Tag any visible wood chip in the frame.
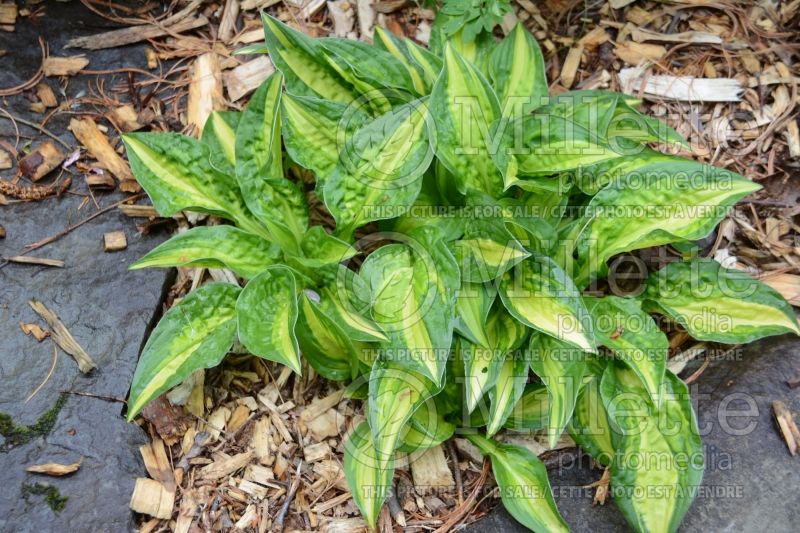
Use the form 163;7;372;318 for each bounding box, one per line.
28;299;96;373
453;438;484;465
0;2;17;25
118;204;159;218
200;450;254;480
560;45;583;89
108;104;149;132
619;67;742;102
36;83;58;107
762;273;800;306
18;141;65;182
218;0;240;42
772;400;800;455
303;442;332;463
26;460;82;476
130;478;175;519
86;171;116;190
43;55;89;76
7;256;65;268
306;408;344;442
300;390;344;423
103;231;127;252
409;445;455;495
630;28;722;44
65;15;209;50
784;120;800;159
68;117;139;190
356;0;376;38
614;42;666;65
187;53;224;135
140;438;176;491
0;148;11;169
224;56;274;102
20;322;49;341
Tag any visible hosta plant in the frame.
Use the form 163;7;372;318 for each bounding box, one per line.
124;14;799;533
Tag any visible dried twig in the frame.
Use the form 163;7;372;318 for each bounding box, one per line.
432;459;491;533
25;343;59;403
273;461;303;532
28;300;96;373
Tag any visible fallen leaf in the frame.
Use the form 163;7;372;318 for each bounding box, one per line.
20;322;50;342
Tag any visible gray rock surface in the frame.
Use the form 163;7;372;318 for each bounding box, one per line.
0;3;170;531
464;334;800;532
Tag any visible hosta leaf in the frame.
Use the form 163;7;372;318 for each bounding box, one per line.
455;280;495;346
122;132;266;238
397;399;455;453
201;111;239;174
261;14;356;103
344;421;395;529
575;161;761;285
568;357;614;466
643;259;800;343
130;225;280;280
127;283;240;419
467;434;569;533
319;37;417;94
504;383;549;431
281;94;368;187
361;228;459;385
319;284;388;343
454;215;530;283
571;148;679;195
463;306;528;412
529;333;587;448
499;252;595;353
236;266;301;373
486;352;529;436
601;364;704;533
586;296;668;405
368;360;433;467
290;226;357;269
494;114;621;190
296;290;358;380
324;99;432;237
236;74;308;251
373;26;442;93
429;44;503;196
489;22;548;114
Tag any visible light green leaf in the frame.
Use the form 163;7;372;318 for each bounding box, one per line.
504;383;549;431
499;252;595;353
397;399;455;453
130;225;280;280
319;37;417;94
289;226;357;269
489;22;548;114
529;333;587;448
236;266;301;373
467;434;569;533
601;364;704;533
360;228;459;386
373;26;442;93
575;161;761;285
587;296;668;405
319;283;388;343
201;110;239;174
571;148;680;195
127;283;240;419
236;73;308;251
568;357;614;466
429;44;503;195
486;352;529;436
324;99;432;237
368;360;433;467
296;290;358;380
122;132;267;239
281;94;368;188
455;281;495;346
643;259;800;343
344;421;395;529
261;14;356;104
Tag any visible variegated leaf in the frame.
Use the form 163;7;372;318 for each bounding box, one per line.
467;434;569;533
122;132;268;239
296;290;359;380
643;259;800;343
324;99;432;237
236;266;301;373
261;14;356;104
568;356;614;466
455;280;495;347
127;283;240;419
373;26;442;93
575;161;761;285
489;22;548;114
586;296;668;405
130;225;280;280
319;37;417;94
529;333;587;448
201;110;239;174
499;252;595;353
486;351;529;436
344;421;395;529
429;44;503;195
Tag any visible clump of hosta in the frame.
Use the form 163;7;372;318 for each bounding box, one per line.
123;13;799;533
